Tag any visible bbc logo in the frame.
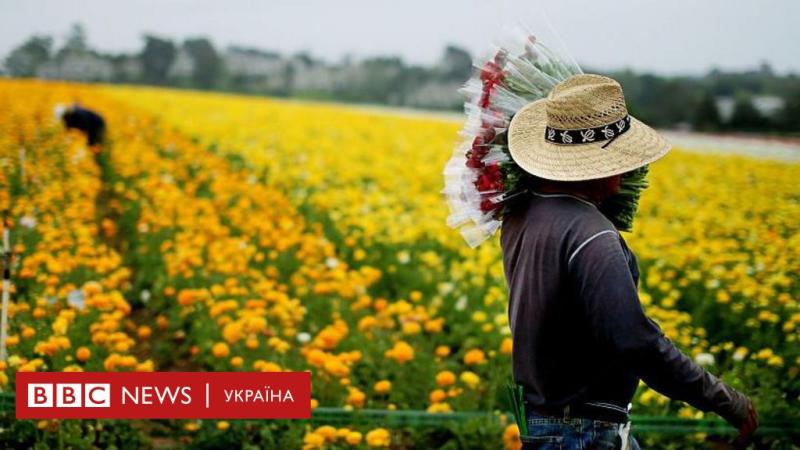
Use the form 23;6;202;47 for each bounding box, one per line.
28;383;111;408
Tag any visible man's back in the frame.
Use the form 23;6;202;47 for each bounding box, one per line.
500;190;751;428
500;192;638;412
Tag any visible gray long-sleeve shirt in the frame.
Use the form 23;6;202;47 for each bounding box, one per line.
500;191;749;426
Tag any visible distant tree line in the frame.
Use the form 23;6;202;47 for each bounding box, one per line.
609;67;800;133
3;24;799;134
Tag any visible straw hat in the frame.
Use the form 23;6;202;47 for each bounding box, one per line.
507;74;670;181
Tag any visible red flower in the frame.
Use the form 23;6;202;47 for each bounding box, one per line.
467;134;491;164
479;90;492;108
465;157;483;169
468;51;511;214
480;198;499;213
474;162;504;192
481;127;496;143
477;54;506;109
476;174;492;191
479;61;501;82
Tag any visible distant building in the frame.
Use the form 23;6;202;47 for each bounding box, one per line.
293;65;345;91
223;47;285;78
716;95;785;121
113;55;143;82
405;81;463;110
168;48;194;79
37;51;113;81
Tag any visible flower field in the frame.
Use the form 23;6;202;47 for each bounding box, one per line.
0;79;798;449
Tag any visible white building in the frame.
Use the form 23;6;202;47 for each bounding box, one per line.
223;47;285;78
716;95;785;121
36;51;113;81
168;48;195;79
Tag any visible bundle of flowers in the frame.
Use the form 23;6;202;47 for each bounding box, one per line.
442;30;583;247
443;29;655;247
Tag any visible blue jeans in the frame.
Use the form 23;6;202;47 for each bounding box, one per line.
520;410;641;450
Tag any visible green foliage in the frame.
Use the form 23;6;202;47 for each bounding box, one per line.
693;92;723;131
184;38;222;89
728;94;769;131
140;35;177;85
775;87;800;133
4;35;53;77
599;165;650;232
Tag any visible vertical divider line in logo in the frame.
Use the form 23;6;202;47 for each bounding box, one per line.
205;383;209;408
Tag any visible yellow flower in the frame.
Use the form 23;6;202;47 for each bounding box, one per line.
365;428;391;447
459;371;480;389
303;431;325;449
435;371;456;387
463;349;486;365
315;425;337;442
212;342;230;358
156;315;169;330
401;321;421;335
384;340;414;364
500;338;513;355
245;336;259;350
756;348;774;360
136;360;155;372
254;360;282;372
429;389;447;403
423;318;444;333
374;380;392;394
427;402;452;413
435;345;451;358
767;355;784;367
502;424;522;450
177;290;198;306
345;431;363;445
76;347;91;362
346;387;366;408
83;281;103;296
323;358;350;378
137;326;152;340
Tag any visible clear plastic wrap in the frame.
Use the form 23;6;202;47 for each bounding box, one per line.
442;23;582;247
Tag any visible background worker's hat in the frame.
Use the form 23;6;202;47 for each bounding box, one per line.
508;74;670;181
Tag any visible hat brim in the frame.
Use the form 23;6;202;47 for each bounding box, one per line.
507;99;671;181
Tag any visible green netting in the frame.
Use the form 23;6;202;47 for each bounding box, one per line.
0;393;797;436
310;407;498;428
307;407;798;436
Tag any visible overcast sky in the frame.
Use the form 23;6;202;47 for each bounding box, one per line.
1;0;798;75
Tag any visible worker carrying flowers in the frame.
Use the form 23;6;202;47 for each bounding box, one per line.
443;31;758;449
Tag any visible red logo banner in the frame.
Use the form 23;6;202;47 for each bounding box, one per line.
16;372;311;419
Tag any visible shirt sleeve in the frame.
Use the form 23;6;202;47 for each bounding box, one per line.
567;231;750;428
